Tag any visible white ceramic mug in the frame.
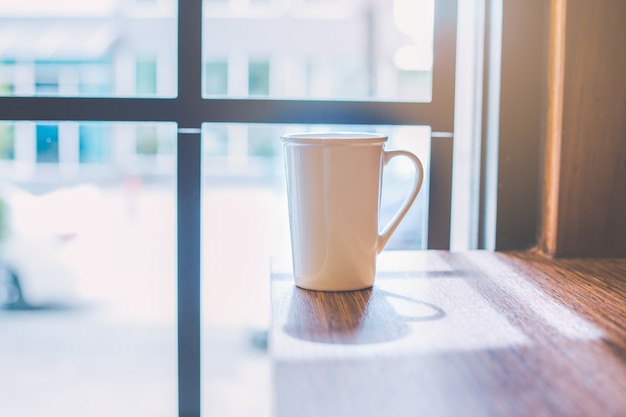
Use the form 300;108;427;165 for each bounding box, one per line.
281;132;424;291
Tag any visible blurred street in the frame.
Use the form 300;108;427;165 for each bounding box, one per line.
0;183;283;417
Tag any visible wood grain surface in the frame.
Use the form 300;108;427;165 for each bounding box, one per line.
271;251;626;417
542;0;626;256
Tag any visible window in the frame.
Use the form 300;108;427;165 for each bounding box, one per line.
0;1;458;416
204;60;228;95
0;122;15;160
79;124;110;164
36;124;59;163
248;59;270;96
202;0;437;101
136;58;158;95
0;123;178;416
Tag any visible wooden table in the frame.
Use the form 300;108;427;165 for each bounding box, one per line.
270;250;626;417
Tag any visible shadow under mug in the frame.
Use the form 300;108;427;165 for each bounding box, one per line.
283;287;445;344
281;132;424;292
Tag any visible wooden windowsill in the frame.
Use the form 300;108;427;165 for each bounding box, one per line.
270;250;626;417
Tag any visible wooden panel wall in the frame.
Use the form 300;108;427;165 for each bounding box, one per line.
541;0;626;257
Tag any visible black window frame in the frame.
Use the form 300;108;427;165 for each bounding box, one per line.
0;0;458;415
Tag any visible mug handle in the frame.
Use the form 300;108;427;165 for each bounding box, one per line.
377;149;424;253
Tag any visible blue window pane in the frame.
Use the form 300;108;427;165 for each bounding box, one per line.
80;124;109;163
36;124;59;163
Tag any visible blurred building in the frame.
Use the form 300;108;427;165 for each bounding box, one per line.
0;0;433;186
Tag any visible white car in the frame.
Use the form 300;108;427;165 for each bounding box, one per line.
0;183;102;309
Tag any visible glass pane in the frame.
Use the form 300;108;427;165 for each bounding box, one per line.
202;0;435;101
0;1;177;98
0;121;177;417
200;123;429;417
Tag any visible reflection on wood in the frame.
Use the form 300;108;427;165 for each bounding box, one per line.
271;250;626;417
282;287;445;345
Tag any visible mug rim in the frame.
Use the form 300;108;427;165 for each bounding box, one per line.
281;132;387;145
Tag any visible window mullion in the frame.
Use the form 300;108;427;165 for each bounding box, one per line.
177;1;203;417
